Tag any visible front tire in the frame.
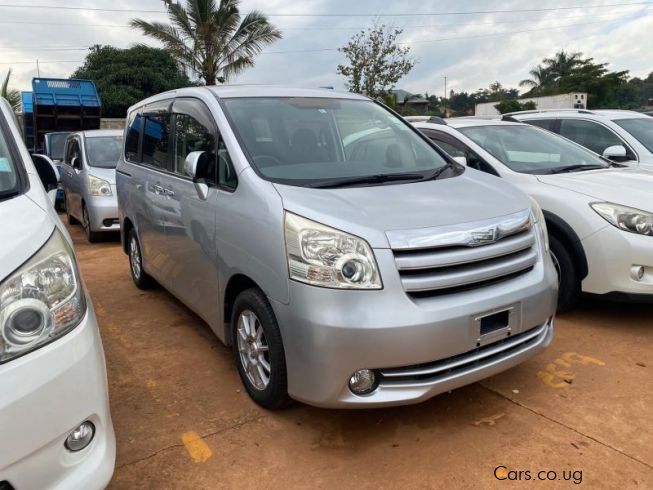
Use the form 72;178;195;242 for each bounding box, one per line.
82;204;102;243
549;234;580;313
128;228;155;289
65;193;78;225
232;288;291;410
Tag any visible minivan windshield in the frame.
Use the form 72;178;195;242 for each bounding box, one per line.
85;135;123;169
221;97;450;187
0;123;20;200
614;118;653;153
458;125;609;174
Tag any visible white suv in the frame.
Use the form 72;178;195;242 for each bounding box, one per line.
412;117;653;310
507;109;653;167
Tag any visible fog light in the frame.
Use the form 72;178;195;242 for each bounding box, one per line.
349;369;376;395
630;265;645;281
65;421;95;452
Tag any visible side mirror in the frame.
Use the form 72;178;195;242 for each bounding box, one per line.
184;151;210;200
31;154;59;206
71;156;82;170
602;145;627;161
453;156;467;166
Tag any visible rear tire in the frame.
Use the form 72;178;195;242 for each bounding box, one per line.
65;193;78;225
82;204;102;243
128;228;155;289
231;288;292;410
549;234;580;313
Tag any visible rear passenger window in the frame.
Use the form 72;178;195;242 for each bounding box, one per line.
142;103;172;170
559;119;625;156
527;119;556;131
125;109;141;162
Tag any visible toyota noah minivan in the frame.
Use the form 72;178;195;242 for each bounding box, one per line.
117;86;558;409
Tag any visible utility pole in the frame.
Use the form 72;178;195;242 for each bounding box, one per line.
36;59;41;77
443;76;447;117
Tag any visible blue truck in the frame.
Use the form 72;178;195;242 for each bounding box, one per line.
22;78;102;209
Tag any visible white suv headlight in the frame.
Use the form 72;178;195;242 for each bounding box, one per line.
591;202;653;236
0;228;87;363
285;212;382;289
88;174;112;196
529;197;549;252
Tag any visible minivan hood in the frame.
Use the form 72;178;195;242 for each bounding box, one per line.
274;170;531;248
0;194;54;281
88;167;116;184
537;168;653;211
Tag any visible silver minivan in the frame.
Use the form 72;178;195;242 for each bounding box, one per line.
117;86;558;409
61;130;122;242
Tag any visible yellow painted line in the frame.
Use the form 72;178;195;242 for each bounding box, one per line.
181;431;213;463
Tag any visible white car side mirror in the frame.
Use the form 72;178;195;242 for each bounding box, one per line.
453;156;467;166
31;154;59;206
602;145;627;160
184;151;209;200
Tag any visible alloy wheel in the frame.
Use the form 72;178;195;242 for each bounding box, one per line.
129;236;142;280
236;309;271;391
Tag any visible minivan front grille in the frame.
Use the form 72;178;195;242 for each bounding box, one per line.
378;320;550;385
388;210;538;297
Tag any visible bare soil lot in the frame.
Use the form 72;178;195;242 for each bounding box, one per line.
65;222;652;489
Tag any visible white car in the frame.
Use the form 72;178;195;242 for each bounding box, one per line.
413;117;653;310
0;98;115;488
507;109;653;168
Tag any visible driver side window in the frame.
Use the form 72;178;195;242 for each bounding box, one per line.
65;138;80;167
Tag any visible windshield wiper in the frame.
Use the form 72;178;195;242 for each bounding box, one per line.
543;164;607;174
309;172;427;189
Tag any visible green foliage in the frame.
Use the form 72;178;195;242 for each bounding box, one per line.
494;100;536;114
337;25;415;99
72;45;195;118
1;69;21;112
131;0;281;85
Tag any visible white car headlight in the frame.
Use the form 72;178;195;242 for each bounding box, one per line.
529;197;549;252
591;202;653;236
285;212;382;289
0;229;87;363
88;174;112;196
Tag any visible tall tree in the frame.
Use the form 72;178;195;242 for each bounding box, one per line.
543;50;582;83
72;45;195;117
519;65;554;94
131;0;282;85
1;69;21;111
337;25;415;99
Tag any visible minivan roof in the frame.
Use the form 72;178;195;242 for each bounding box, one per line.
128;85;369;112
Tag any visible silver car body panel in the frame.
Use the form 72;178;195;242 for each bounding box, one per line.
117;86;557;408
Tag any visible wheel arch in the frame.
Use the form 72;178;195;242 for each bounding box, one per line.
122;217;134;254
223;273;262;346
543;210;589;280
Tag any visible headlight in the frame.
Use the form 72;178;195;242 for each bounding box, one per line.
88;174;112;196
284;212;382;289
591;202;653;236
0;229;87;363
529;197;549;252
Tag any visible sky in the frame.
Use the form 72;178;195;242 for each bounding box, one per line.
1;0;652;98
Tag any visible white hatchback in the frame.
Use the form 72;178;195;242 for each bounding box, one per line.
413;117;653;310
0;98;115;488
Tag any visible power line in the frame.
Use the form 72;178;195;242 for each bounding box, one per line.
0;2;651;16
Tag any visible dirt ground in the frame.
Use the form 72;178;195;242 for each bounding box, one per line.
65;222;653;489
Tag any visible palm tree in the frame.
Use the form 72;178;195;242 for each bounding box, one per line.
131;0;282;85
543;50;582;81
519;65;553;93
1;69;21;111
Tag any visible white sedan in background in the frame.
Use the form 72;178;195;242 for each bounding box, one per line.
413;117;653;311
0;98;115;489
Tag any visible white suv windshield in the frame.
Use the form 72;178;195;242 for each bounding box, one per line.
221;97;450;187
458;125;609;174
614;118;653;153
0;123;19;199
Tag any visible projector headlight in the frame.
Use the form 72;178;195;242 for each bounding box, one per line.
529;196;549;252
88;174;112;196
284;212;382;289
0;228;86;363
591;202;653;236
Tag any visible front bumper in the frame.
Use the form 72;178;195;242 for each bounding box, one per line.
581;225;653;295
86;194;120;233
272;249;557;408
0;301;115;490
